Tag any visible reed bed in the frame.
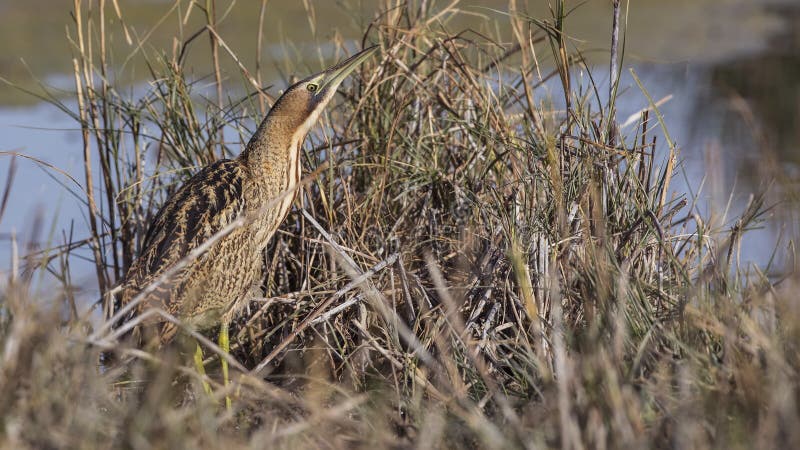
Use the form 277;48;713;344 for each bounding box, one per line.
1;1;798;448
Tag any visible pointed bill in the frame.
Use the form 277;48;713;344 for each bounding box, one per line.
317;45;378;95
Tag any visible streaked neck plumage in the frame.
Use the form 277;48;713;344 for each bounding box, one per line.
237;44;376;204
239;89;333;193
240;111;305;192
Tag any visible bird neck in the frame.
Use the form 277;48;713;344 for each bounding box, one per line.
239;113;307;193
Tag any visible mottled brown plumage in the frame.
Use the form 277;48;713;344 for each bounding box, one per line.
117;46;377;347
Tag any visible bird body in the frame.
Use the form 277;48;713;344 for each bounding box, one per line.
117;46;377;348
121;158;256;343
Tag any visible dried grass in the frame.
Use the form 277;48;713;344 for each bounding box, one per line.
1;1;798;448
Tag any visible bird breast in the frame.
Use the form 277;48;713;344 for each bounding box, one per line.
245;144;302;248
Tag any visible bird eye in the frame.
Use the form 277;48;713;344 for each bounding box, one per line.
307;83;318;92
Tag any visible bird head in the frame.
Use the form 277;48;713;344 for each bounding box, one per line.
266;45;378;138
241;45;377;180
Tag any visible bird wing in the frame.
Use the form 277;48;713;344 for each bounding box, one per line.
121;158;247;310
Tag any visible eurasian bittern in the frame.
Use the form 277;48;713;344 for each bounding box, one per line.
117;46;378;403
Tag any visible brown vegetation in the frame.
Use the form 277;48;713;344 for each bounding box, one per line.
1;1;798;448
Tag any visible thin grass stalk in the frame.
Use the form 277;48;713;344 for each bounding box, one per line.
205;0;225;159
71;51;108;293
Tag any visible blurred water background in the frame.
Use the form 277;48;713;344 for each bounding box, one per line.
0;0;798;298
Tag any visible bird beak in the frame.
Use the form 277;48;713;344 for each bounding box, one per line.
316;45;378;96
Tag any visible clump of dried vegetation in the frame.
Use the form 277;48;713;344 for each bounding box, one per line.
1;0;799;448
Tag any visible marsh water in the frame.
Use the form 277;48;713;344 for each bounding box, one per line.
1;0;799;295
